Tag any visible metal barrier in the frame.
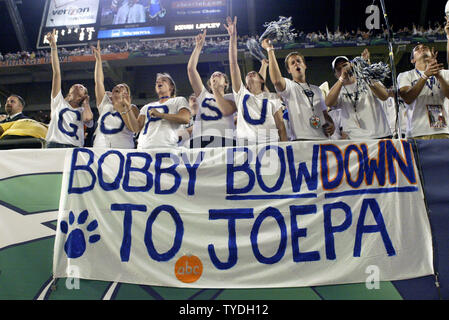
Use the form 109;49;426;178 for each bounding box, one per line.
0;137;46;150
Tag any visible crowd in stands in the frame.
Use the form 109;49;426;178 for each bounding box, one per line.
0;23;446;63
304;21;447;43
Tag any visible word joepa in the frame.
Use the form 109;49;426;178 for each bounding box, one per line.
53;140;433;288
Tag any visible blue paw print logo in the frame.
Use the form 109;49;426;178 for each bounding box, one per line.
60;210;101;258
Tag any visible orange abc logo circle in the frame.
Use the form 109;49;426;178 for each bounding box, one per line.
174;255;203;283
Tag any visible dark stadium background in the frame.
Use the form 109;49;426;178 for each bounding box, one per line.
0;0;447;54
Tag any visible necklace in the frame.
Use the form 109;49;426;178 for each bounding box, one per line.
342;85;359;114
296;81;321;129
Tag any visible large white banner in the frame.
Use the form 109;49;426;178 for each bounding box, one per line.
53;140;434;288
46;0;100;27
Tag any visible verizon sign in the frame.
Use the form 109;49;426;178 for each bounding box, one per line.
45;0;99;27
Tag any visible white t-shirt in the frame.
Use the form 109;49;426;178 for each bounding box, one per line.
277;78;328;140
398;69;449;137
233;86;282;144
45;91;90;147
93;94;135;149
192;87;235;140
137;97;190;149
334;82;391;139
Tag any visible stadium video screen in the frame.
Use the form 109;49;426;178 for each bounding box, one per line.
37;0;230;48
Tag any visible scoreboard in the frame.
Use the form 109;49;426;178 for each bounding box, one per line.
37;0;230;48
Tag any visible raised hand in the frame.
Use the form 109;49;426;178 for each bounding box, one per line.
361;48;371;64
431;47;439;63
195;29;207;48
224;16;237;37
423;47;443;77
261;38;273;51
424;59;444;78
341;62;353;80
91;40;101;60
120;90;131;109
81;95;90;107
46;29;57;49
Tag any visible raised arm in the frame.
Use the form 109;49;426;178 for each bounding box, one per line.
259;59;270;92
81;95;94;123
361;48;371;65
369;82;389;101
325;63;351;107
115;91;142;133
212;89;237;116
259;59;268;81
211;81;237;116
399;76;429;105
91;40;106;107
187;29;207;97
47;29;61;100
273;108;288;141
224;16;242;93
261;39;286;92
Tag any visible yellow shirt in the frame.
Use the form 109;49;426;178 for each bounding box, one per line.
0;119;48;139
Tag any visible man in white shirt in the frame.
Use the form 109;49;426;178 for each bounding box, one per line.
398;44;449;139
113;0;146;24
261;39;334;140
325;54;392;140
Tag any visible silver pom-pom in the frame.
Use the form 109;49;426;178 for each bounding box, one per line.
246;38;266;62
259;16;297;43
351;56;391;87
